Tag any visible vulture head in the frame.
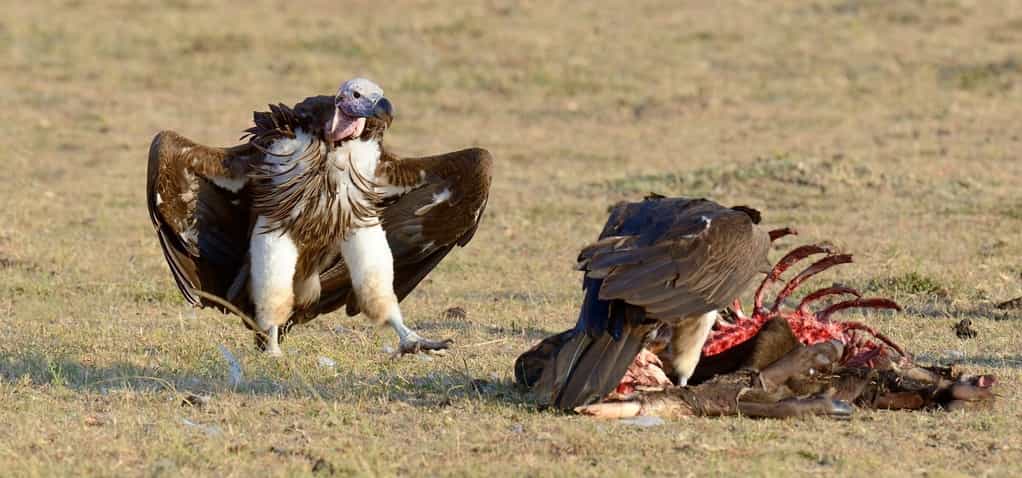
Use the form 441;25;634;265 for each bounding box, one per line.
325;77;393;144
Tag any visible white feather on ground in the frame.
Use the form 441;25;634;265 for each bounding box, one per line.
218;344;244;387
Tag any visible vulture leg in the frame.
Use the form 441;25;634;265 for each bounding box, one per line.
341;225;452;354
670;311;718;386
249;218;299;357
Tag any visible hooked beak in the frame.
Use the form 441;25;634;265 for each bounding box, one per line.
372;97;393;126
327;106;343;137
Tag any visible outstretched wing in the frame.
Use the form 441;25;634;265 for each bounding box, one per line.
306;147;494;320
146;130;256;311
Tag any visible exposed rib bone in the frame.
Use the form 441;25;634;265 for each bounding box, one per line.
730;298;746;320
754;244;831;311
768;227;798;242
818;298;901;322
796;285;862;314
839;320;908;359
771;254;853;313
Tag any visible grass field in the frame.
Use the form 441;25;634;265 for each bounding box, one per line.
3;0;1022;476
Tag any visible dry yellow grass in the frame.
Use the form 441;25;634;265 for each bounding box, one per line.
2;0;1021;476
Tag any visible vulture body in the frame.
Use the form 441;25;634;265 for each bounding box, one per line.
544;195;771;409
147;79;492;354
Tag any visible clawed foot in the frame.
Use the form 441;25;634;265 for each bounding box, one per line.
264;346;283;358
254;326;284;357
398;336;453;355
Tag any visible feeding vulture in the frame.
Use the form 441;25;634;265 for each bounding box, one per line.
147;78;493;355
542;195;772;409
517;196;1000;417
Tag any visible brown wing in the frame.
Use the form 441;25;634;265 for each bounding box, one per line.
305;147;494;321
146;130;256;311
549;196;772;408
576;197;772;332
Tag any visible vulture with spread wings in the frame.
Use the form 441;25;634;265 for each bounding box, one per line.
147;77;492;355
540;195;771;409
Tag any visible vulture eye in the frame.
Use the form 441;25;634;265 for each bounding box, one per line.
352;91;361;99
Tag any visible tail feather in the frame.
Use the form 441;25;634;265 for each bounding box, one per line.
551;320;657;410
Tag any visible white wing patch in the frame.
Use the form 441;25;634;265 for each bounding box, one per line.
680;215;713;239
414;188;452;216
180;226;198;245
208;175;247;193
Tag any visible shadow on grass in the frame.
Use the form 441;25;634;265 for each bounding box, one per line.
409;319;559;342
903;303;1021;322
0;349;282;396
0;349;546;410
911;353;1022;370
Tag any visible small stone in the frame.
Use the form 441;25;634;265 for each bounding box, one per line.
953;319;977;339
317;356;336;369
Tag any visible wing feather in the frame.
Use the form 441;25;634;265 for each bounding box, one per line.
578;197;771;332
146;130;255;311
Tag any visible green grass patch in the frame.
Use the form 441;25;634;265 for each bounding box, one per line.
939;59;1020;91
865;272;950;298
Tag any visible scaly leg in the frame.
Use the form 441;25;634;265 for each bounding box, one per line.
341;225;451;354
249;217;298;357
671;311;719;386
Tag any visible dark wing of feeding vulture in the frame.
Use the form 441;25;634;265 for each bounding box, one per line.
147;97;493;331
545;196;772;410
